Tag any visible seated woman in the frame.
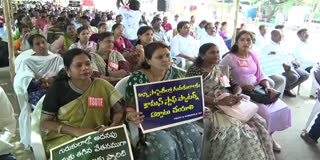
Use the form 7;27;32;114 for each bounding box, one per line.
126;26;152;72
92;32;130;85
112;23;134;54
186;43;274;160
50;23;77;56
89;23;108;43
40;48;125;154
14;34;64;148
221;30;291;152
125;42;202;160
13;24;32;56
69;26;97;53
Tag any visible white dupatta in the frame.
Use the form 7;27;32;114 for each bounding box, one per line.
13;52;63;148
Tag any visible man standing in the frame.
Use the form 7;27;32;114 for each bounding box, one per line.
262;30;309;97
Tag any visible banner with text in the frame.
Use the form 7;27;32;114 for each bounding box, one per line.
259;55;285;76
134;76;204;134
50;124;133;160
83;0;94;6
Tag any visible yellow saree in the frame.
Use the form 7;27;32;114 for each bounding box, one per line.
43;78;123;153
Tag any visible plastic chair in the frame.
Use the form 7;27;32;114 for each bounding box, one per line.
304;99;320;130
115;76;140;147
309;67;319;97
30;96;46;160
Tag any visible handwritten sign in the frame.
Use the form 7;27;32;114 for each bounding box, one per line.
50;124;133;160
134;76;204;134
259;55;285;76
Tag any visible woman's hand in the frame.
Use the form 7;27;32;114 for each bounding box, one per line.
203;107;211;118
242;85;255;92
218;95;241;106
74;128;95;137
265;88;277;99
127;111;145;125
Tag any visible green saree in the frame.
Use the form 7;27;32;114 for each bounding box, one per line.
43;78;123;153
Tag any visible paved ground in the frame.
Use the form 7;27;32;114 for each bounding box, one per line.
1;66;320;160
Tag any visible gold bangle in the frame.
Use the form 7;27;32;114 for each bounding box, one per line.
57;124;64;134
212;97;218;106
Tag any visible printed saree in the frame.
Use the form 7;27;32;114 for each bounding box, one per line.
43;78;123;153
125;67;201;160
186;64;275;160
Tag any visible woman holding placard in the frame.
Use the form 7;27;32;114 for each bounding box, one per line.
40;48;125;154
186;43;275;160
125;42;202;160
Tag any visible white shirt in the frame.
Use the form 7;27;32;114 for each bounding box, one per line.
261;41;294;65
255;33;269;51
119;7;142;40
170;34;199;63
200;32;229;56
293;40;317;69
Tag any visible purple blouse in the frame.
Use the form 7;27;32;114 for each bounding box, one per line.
220;52;267;87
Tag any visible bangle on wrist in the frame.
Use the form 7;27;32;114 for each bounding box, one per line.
212;97;218;106
57;124;64;134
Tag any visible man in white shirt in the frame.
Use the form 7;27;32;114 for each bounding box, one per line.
262;30;309;97
170;21;199;69
293;28;316;72
200;22;229;56
151;17;169;46
254;25;269;52
119;0;142;46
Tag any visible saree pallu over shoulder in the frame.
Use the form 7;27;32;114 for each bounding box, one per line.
44;78;123;152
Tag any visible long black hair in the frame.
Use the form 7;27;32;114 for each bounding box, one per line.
55;48;91;81
141;42;169;69
195;43;217;67
136;26;153;46
223;30;253;58
97;32;113;50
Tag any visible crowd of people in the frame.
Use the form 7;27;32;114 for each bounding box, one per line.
0;0;319;160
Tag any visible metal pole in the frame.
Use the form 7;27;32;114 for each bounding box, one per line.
231;0;240;46
221;0;224;21
3;0;15;83
308;0;320;27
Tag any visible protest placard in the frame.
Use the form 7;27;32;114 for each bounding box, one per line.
134;76;204;134
50;124;133;160
259;55;285;76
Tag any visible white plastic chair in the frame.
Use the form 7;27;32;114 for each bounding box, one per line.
304;99;320;130
309;67;319;97
30;96;46;160
115;76;140;147
304;67;320;130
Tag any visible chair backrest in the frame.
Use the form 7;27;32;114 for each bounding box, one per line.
310;67;320;89
114;75;140;147
115;76;130;97
31;96;46;160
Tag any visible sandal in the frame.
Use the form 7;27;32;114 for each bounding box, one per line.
300;130;317;145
